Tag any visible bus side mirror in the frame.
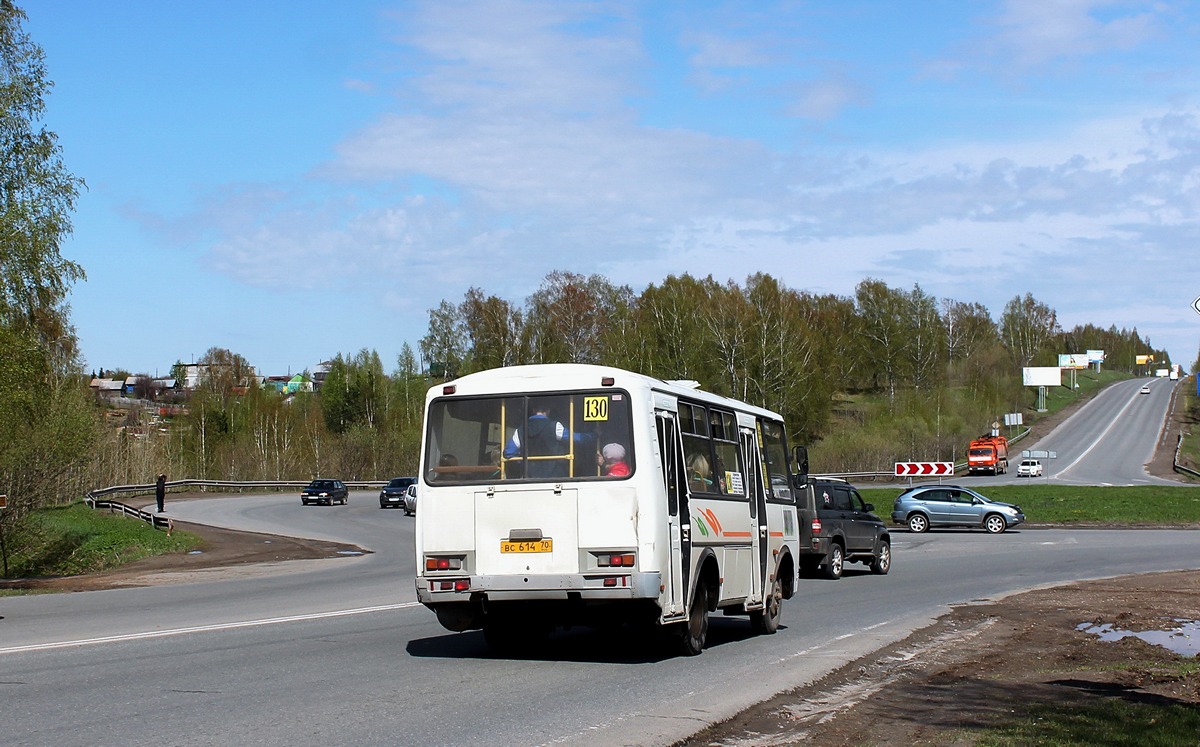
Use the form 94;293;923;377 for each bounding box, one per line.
792;445;809;481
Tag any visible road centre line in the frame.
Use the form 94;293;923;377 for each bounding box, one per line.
1055;387;1142;478
0;601;421;655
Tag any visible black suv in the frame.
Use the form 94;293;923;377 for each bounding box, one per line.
793;477;891;579
379;476;416;509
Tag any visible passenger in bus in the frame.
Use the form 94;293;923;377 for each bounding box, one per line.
599;443;630;477
686;452;713;492
485;449;502;478
433;453;458;481
504;402;572;478
714;456;730;493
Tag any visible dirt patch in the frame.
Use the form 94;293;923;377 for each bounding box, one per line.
682;570;1200;746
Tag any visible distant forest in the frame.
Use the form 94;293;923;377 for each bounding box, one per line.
419;270;1167;437
90;271;1166;487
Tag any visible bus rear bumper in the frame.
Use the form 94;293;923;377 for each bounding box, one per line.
416;571;663;604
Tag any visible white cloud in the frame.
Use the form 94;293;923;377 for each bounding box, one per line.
784;73;869;121
990;0;1159;68
923;0;1166;80
167;0;1199;364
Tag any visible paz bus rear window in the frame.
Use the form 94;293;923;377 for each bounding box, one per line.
424;391;633;484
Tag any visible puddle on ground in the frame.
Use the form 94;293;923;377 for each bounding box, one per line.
1077;619;1200;657
337;550;364;556
187;550;203;555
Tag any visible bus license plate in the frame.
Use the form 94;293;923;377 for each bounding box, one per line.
501;539;553;553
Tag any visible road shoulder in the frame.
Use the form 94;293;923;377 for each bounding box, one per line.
680;569;1200;746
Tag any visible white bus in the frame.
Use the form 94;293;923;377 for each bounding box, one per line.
414;364;804;655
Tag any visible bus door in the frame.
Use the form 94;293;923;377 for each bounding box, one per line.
741;426;768;606
656;409;688;620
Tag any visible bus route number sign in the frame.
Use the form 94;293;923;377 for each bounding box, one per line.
583;396;609;421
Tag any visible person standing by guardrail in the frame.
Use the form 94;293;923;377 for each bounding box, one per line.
155;474;166;513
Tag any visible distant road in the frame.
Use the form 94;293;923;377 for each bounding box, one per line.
971;376;1182;488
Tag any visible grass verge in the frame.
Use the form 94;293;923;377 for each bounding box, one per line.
1181;380;1200;472
3;501;202;580
861;484;1200;525
977;697;1200;746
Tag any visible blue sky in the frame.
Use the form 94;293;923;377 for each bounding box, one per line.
25;0;1200;376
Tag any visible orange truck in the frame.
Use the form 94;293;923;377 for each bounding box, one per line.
967;434;1008;475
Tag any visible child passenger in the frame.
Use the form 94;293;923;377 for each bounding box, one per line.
599;443;630;477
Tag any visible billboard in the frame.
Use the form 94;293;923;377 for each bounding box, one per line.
1023;367;1062;387
1058;353;1089;369
1086;349;1105;363
1136;354;1155;365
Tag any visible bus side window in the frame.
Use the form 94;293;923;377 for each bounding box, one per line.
713;442;742;495
711;410;743;497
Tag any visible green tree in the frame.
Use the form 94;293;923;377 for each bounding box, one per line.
0;2;95;574
1000;293;1060;367
394;342;425;425
619;274;715;382
942;300;997;371
855;279;908;401
0;1;85;350
320;355;354;434
348;348;385;428
195;347;254;397
523;271;628;365
902;284;945;391
460;287;522;372
420;300;466;379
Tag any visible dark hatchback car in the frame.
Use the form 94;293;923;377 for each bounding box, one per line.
794;477;891;579
379;476;417;509
301;478;349;506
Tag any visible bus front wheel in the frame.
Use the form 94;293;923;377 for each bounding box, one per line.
677;584;710;656
751;574;783;634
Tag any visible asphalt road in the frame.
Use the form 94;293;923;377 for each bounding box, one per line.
966;376;1181;488
2;377;1196;747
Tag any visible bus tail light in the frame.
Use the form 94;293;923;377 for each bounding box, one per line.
434;579;470;592
597;553;635;567
426;556;463;571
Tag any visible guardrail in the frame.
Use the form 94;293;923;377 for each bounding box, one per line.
86;479;389;531
1174;434;1200;479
